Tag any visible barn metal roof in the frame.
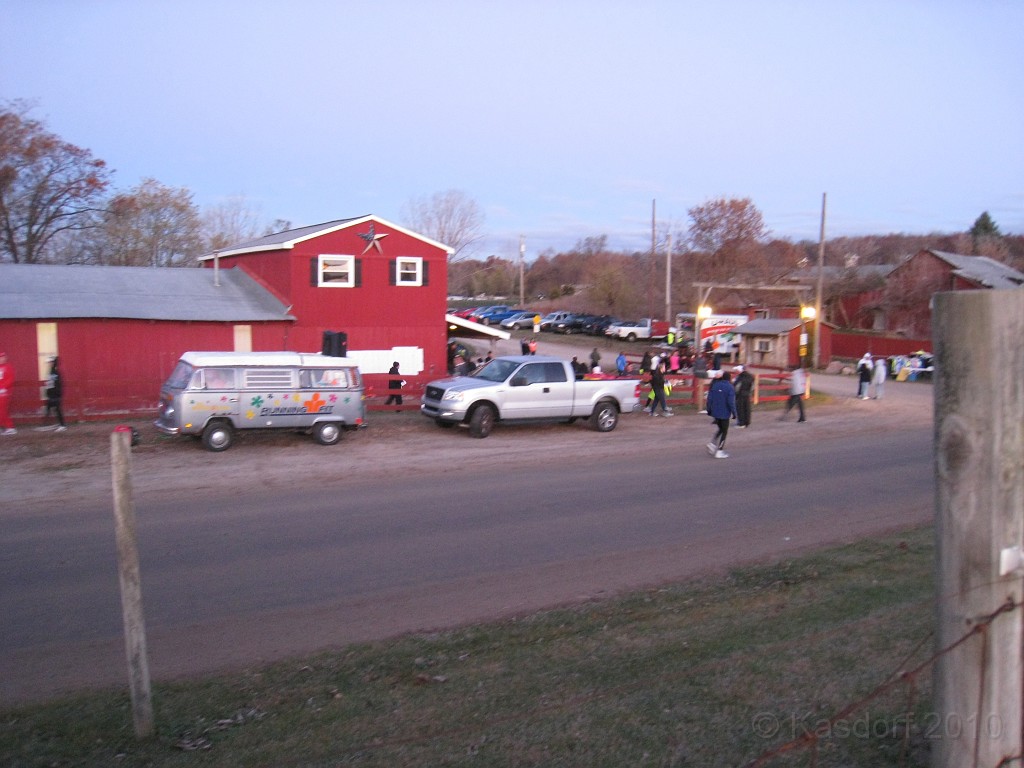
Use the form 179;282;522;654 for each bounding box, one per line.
202;214;455;259
734;319;803;335
927;250;1024;289
0;264;294;322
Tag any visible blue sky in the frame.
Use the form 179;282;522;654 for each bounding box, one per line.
3;0;1022;258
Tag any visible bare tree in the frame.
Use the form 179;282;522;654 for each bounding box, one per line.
201;194;266;252
98;178;203;267
400;189;484;261
0;101;112;263
685;197;769;281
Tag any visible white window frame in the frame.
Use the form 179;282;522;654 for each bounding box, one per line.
395;256;423;287
318;254;356;288
755;339;773;353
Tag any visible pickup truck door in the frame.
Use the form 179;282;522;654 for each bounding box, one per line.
503;362;574;419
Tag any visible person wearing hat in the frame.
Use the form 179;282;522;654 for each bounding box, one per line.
856;353;874;399
733;364;754;428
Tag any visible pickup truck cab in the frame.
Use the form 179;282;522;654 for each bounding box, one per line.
420;355;641;438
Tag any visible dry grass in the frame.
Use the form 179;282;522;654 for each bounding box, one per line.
1;527;935;767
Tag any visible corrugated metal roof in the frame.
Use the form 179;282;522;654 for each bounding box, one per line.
210;217;365;256
202;214;455;259
0;264;294;321
928;250;1024;289
734;319;802;335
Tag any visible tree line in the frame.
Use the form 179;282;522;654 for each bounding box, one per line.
3;100;1021;323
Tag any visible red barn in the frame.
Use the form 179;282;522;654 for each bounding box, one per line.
879;249;1024;337
204;215;453;377
0;215;452;424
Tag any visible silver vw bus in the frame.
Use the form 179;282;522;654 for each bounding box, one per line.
154;351;364;451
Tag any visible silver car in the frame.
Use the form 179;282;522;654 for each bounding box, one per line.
500;311;539;330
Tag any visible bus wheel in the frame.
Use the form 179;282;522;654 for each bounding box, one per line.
202;421;234;451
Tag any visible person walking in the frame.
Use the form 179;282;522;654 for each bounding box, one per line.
647;360;671;417
856;353;873;399
0;351;16;435
705;370;737;458
780;363;807;422
42;356;67;431
733;364;754;428
616;351;628;376
872;355;887;399
590;347;601;372
384;361;404;408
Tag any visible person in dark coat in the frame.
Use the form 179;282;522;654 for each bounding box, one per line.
43;356;67;431
384;361;403;407
647;360;671;416
733;365;754;428
705;371;737;458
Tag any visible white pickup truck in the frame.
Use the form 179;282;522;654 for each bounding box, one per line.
605;317;671;342
420;355;641;438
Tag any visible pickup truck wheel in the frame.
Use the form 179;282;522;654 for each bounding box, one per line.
469;405;495;438
313;421;342;445
589;400;619;432
202;420;234;451
626;332;637;342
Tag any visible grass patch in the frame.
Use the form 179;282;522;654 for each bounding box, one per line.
1;527;936;767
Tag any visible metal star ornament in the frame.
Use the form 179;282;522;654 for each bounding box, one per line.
357;223;388;255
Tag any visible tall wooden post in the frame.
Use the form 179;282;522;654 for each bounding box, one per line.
111;426;154;738
933;289;1023;766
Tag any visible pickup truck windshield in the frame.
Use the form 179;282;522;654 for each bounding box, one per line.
473;359;520;382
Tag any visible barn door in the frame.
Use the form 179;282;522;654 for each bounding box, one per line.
36;322;58;400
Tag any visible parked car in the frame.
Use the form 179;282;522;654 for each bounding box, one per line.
154;351;365;451
473;306;523;325
582;315;622;335
468;305;512;323
499;311;539;330
539;311;573;331
551;313;597;334
420;355;641;437
605;318;671;342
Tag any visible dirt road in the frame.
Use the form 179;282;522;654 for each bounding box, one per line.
0;345;935;705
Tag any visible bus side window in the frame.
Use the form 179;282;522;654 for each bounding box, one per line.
299;370;315;388
319;369;344;387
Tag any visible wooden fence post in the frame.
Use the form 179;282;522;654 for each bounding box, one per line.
111;425;154;739
933;289;1023;766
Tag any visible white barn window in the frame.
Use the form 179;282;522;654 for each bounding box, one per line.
394;256;423;286
317;254;356;287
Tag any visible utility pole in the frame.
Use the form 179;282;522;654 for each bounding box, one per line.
933;289;1023;767
650;199;656;318
814;193;826;370
518;235;525;307
664;232;672;325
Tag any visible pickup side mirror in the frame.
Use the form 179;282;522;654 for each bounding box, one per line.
510;375;528;387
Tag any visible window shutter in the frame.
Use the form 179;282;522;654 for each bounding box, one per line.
389;260;396;286
422;261;429;286
354;259;362;287
310;257;320;287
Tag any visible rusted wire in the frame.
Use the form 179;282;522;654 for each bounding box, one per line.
745;597;1020;768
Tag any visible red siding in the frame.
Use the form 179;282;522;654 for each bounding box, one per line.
0;318;291;422
213;219;450;375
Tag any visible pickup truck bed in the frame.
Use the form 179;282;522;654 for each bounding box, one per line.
420;355;641;437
